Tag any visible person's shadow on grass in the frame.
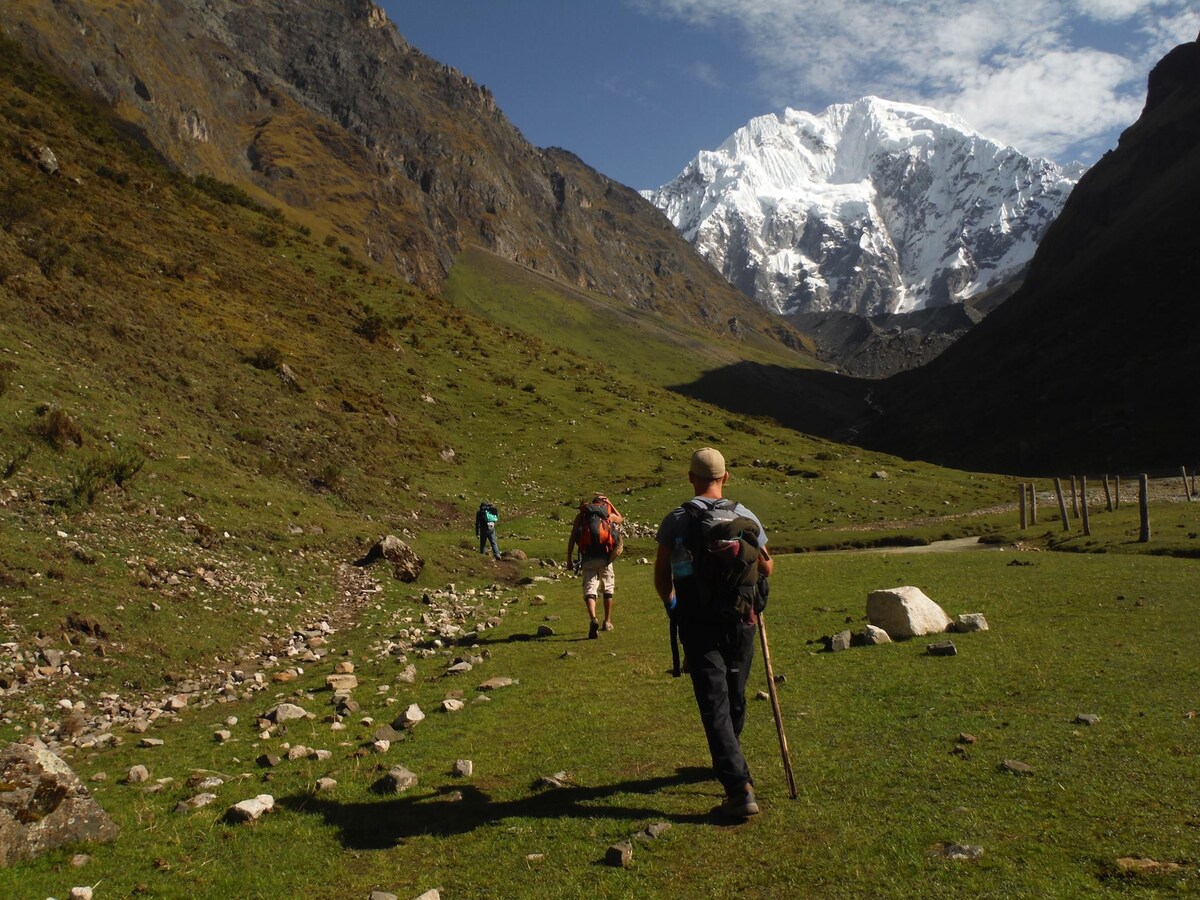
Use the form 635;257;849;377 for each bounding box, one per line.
279;766;720;849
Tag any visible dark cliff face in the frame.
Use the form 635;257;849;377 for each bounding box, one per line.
855;37;1200;474
0;0;798;344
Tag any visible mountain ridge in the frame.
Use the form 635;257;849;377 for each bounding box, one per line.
644;96;1080;318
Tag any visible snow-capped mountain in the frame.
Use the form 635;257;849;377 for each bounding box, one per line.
644;97;1083;316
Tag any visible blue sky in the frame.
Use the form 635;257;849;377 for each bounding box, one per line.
380;1;1199;190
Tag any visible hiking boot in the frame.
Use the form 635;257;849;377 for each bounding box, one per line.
601;621;614;631
718;787;759;819
588;619;600;639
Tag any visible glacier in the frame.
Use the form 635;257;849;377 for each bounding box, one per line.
643;97;1082;316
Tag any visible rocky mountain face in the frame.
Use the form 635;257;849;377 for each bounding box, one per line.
855;35;1200;473
644;98;1080;318
0;0;800;346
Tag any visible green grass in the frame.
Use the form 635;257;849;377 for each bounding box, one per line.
4;549;1198;898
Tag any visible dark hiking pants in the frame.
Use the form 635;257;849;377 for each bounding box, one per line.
679;617;756;796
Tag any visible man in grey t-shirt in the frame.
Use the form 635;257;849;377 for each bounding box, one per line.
654;447;773;819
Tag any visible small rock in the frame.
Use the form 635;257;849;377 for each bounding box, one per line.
70;854;90;867
926;640;957;656
69;887;93;900
139;738;164;748
533;771;574;790
1116;857;1183;876
605;841;633;867
127;765;150;784
333;661;354;674
375;765;419;794
441;699;464;713
315;777;337;792
958;733;977;745
477;677;514;692
536;625;555;637
931;842;984;861
828;630;852;652
226;794;275;823
264;703;308;723
951;612;989;633
325;673;358;692
256;754;282;768
453;759;473;778
174;793;218;813
636;822;672;841
368;892;397;900
1001;759;1034;776
1074;713;1100;726
374;724;404;743
392;704;425;730
214;730;232;743
860;624;891;645
755;690;769;701
414;890;441;900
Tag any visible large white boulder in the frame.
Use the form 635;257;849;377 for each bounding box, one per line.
867;586;951;638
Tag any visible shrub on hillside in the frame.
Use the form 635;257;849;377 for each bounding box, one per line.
3;444;31;479
30;407;83;449
355;310;390;343
247;344;282;370
68;446;145;507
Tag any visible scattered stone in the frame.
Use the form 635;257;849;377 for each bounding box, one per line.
373;724;404;743
1116;857;1184;876
860;624;892;645
445;661;473;675
392;704;425;730
287;745;312;761
375;766;419;794
315;777;337;792
828;630;852;652
333;660;355;675
354;535;424;582
559;650;575;660
0;742;119;865
368;891;397;900
533;771;574;790
958;733;977;745
37;145;59;175
926;640;957;657
1001;759;1034;776
526;853;544;862
256;754;282;768
139;737;165;748
536;625;555;637
127;765;150;784
71;854;90;867
89;772;107;783
226;794;275;823
755;690;769;701
867;586;952;638
174;793;218;813
69;887;93;900
871;470;889;480
478;677;514;692
264;703;308;724
605;841;633;867
372;740;391;754
326;673;358;692
1075;713;1100;726
635;822;672;841
453;759;473;778
413;890;441;900
950;613;989;633
930;842;984;861
214;729;232;743
441;699;465;713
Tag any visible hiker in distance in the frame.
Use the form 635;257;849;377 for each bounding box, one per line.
566;493;624;639
654;447;773;819
475;500;501;560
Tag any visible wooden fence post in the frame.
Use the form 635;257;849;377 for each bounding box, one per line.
1115;476;1121;510
1080;476;1091;536
1029;482;1038;525
1018;483;1027;529
1054;477;1070;531
1138;474;1151;543
1183;466;1193;502
1103;475;1113;512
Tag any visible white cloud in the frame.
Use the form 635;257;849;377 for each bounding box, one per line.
636;0;1198;161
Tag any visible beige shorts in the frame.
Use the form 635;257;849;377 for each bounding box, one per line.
580;557;615;598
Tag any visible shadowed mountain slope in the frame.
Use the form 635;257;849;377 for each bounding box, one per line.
852;35;1200;474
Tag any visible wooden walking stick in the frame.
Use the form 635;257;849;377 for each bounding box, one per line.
757;612;797;799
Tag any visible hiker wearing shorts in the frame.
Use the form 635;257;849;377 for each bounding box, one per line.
566;493;624;639
654;447;773;819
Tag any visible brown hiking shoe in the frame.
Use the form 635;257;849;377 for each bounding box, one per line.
718;788;759;819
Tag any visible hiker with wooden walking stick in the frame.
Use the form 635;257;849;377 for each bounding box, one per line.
654;447;781;819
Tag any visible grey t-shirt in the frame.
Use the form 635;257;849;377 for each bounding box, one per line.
656;497;768;548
